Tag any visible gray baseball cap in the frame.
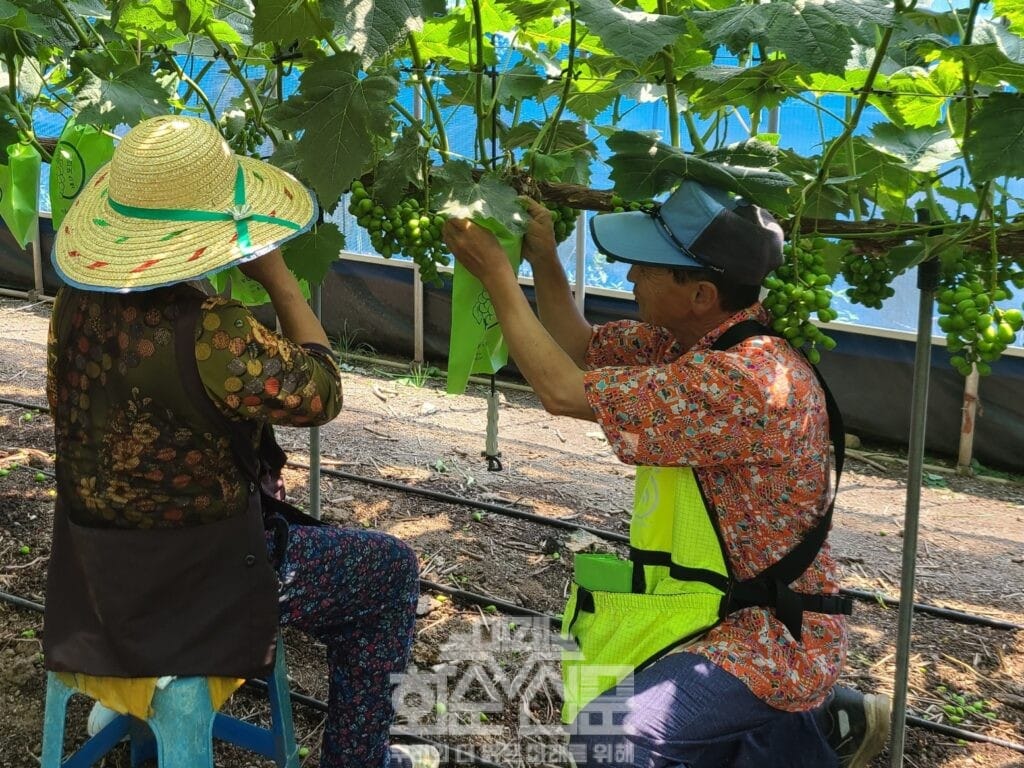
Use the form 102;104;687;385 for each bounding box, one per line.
590;181;784;286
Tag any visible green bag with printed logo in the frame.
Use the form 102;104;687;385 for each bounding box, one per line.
49;120;115;229
0;142;41;247
446;218;522;395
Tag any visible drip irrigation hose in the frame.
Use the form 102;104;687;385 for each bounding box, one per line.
0;393;1020;632
295;461;631;544
2;587;1022;756
301;462;1024;633
0;590;44;613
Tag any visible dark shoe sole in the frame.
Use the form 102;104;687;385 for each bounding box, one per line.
844;693;891;768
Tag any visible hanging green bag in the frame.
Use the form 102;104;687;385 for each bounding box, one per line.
0;142;41;247
49;120;115;229
446;218;522;394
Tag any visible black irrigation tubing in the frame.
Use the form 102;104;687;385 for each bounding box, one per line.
422;578;558;627
0;396;49;411
2;590;1023;757
301;462;1024;633
295;461;631;544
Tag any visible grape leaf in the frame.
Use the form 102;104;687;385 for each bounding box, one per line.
274;52;399;210
606;130;795;211
73;67;172;127
111;0;185;45
282;222;346;284
321;0;424;68
253;0;326;44
964;92;1024;182
701;140;782;169
574;0;689;65
880;66;956;129
865;124;959;173
207;266;312;306
431;161;527;235
0;0;48;35
496;0;565;27
373;125;428;208
693;0;865;76
685;61;798;115
411;17;475;67
993;0;1024;33
496;62;546;106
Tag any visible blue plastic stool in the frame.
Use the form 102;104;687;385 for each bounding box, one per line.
40;635;299;768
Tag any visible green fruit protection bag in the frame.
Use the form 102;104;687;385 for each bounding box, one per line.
49;120;115;229
446;218;523;394
0;142;41;247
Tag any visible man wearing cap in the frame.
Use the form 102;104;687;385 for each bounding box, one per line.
443;182;890;768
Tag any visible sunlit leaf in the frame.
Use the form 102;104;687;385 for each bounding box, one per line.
321;0;424;67
865;124;959;173
253;0;325;44
274;52;399;210
431;160;527;235
574;0;688;65
993;0;1024;33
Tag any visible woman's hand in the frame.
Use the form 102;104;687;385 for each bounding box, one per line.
238;248;293;289
442;218;516;285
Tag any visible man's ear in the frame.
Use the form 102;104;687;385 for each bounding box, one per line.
692;279;721;313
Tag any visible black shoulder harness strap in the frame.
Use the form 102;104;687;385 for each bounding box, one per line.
710;319;853;640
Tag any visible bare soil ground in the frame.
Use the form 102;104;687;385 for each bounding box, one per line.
1;296;1022;768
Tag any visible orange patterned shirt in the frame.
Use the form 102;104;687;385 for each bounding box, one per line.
583;304;847;712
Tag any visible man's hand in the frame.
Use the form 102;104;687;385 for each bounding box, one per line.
442;218;516;285
519;197;558;267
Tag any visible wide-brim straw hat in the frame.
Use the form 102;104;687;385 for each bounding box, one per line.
52;115;317;292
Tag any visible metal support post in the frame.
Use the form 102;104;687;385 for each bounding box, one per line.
309;283;323;519
889;242;940;766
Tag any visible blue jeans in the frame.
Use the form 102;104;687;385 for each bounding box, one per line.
568;652;837;768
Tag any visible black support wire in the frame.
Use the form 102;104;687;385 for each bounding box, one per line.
2;588;1022;757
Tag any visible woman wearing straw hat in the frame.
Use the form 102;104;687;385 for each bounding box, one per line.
43;115;436;768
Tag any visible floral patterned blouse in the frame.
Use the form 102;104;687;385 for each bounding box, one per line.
47;285;341;529
583;304;847;712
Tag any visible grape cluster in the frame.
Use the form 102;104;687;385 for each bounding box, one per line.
842;254;900;310
348;180;450;284
544;203;579;244
762;241;838;364
609;194;654;214
219;108;266;158
938;261;1022;376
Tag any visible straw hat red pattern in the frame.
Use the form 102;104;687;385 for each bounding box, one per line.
53;115;316;292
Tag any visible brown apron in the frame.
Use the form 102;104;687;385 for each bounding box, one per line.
43;293;281;679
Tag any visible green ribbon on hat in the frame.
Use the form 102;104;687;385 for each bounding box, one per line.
106;164;302;252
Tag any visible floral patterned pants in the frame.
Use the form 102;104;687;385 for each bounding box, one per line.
266;523;420;768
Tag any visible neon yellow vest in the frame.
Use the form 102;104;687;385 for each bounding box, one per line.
560;465;727;723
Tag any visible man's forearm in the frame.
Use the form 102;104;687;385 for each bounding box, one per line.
529;257;594;368
487;270;595;421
